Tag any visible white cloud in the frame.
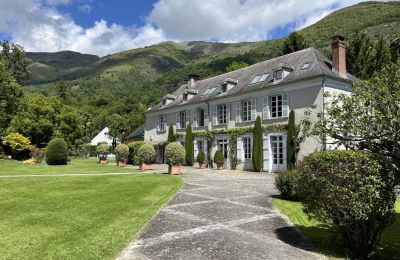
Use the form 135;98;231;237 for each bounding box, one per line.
0;0;384;56
78;4;92;13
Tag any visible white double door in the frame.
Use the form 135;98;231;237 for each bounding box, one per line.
217;138;229;169
263;133;287;172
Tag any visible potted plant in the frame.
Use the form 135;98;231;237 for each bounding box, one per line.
165;142;185;175
137;143;155;171
115;144;129;167
197;151;206;169
214;150;224;170
96;143;109;164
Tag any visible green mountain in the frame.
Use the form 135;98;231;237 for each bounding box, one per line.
24;1;400;136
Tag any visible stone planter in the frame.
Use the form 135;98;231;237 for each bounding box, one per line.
198;162;206;169
170;165;181;175
216;163;224;170
141;162;150;171
119;161;126;167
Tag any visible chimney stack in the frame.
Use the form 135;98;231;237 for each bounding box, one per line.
331;35;346;76
187;74;200;88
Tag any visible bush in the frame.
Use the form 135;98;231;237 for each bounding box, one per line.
287;110;296;170
213;150;224;165
128;141;149;165
96;143;109;160
137;143;155;164
45;138;68;165
252;116;263;172
165;142;185;165
2;133;32;160
115;144;129;162
298;150;396;259
197;151;205;164
30;146;45;163
167;124;175;142
185;124;194;166
275;170;299;200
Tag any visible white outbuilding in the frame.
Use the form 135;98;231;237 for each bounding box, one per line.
90;127;115;146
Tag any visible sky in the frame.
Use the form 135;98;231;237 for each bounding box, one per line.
0;0;383;57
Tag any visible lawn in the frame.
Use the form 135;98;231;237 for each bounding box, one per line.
272;197;400;259
0;174;183;259
0;158;137;175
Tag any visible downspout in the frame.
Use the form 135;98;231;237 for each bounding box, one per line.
322;76;327;151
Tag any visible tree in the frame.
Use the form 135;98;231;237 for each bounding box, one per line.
185;123;194;166
168;124;175;142
107;114;129;147
0;61;23;135
252;116;263;172
282;32;308;55
287;110;296;170
390;37;400;62
0;40;31;83
372;37;391;75
302;63;400;177
56;80;68;101
225;60;249;72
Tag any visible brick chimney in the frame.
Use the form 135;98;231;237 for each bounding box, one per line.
331;35;346;76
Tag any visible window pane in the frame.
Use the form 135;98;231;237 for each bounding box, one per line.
258;73;269;82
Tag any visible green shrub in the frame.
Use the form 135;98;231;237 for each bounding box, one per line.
45;138;68;165
87;145;97;157
115;144;129;162
137;143;155;164
128;141;149;165
213;150;224;165
287;110;296;170
30;146;45;163
252;116;263;172
185;124;194;166
167;124;175;142
298;150;396;259
197;151;205;164
275;170;299;200
96;143;109;160
165;142;185;165
2;133;32;160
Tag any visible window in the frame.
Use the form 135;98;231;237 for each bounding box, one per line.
158;115;166;131
204;87;217;95
271;95;283;118
218;104;227;124
271;136;284;164
301;62;310;70
250;73;269;84
198;108;205;126
274;69;283;81
180;111;186;129
161;99;166;106
242;100;251;122
183;93;188;101
197;140;204;152
221;83;228;93
243;137;252;159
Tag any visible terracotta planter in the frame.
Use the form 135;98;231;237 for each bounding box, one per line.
170;165;181;175
141;163;150;171
216;163;224;170
119;161;126;167
100;160;107;165
198;162;205;169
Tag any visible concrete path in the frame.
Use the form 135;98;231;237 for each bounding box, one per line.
117;166;324;260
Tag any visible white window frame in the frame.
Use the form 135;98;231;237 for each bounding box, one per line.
242;100;251;122
158;114;166;131
179;111;186;129
198;108;205;127
270;94;288;119
183;93;188;102
243;137;252;160
271;135;284;165
217;104;227;125
274;69;283;81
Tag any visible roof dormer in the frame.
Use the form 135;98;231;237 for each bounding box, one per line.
182;89;198;102
161;94;176;107
273;62;294;82
220;78;238;94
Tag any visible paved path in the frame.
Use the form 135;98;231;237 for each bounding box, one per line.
117;166;324;260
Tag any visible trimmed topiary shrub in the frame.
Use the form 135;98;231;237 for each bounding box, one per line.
45;138;68;165
298;150;396;259
137;143;155;164
197;151;205;164
2;133;32;160
252;116;263;172
275;170;299;200
213;150;224;165
96;143;109;161
287;110;296;170
185;124;194;166
165;142;185;165
128;141;148;165
115;144;129;163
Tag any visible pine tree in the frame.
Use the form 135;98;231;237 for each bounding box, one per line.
287;110;296;170
282;32;308;55
252;116;263;172
167;124;175;142
185;123;194;166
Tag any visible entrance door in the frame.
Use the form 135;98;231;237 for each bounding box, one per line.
271;135;286;172
217;139;229;169
159;146;165;164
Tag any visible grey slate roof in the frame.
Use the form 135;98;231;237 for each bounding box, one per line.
148;47;357;112
126;124;144;139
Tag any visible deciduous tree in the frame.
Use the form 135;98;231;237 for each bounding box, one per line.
282;32;308;55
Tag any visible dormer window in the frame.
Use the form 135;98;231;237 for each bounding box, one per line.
221;83;228;93
274;69;283;81
161;99;166;107
183;93;188;102
301;62;311;70
250;73;269;84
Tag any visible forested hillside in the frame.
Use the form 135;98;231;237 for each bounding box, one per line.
23;1;400;140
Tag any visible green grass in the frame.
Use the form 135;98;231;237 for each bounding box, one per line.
272;197;400;259
0;174;183;259
0;158;137;176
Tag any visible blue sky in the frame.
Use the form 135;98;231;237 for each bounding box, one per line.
0;0;376;56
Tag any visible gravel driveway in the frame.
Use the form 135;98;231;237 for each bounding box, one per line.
117;166;324;260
